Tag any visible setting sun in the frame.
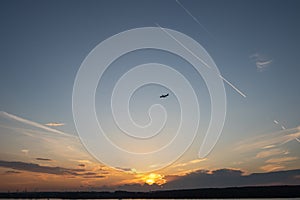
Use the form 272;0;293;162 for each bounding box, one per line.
0;0;300;197
144;173;166;185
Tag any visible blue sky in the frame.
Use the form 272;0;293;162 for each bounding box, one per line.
0;0;300;191
1;0;300;132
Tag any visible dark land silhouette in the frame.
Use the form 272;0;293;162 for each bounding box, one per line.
1;185;300;199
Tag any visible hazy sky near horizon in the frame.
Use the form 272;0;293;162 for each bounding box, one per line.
0;0;300;191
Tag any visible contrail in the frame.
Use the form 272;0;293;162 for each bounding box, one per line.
155;24;247;98
218;74;247;98
0;111;72;137
175;0;212;37
295;138;300;143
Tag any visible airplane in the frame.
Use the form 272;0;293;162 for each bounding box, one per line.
160;93;169;98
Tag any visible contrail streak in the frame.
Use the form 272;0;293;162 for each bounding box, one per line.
296;138;300;143
218;74;247;98
0;111;72;137
175;0;212;37
155;24;247;98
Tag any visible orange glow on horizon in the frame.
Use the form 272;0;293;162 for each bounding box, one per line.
143;173;166;185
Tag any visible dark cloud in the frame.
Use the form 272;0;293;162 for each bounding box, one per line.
36;158;52;161
81;172;105;179
164;168;300;190
82;172;97;176
83;175;105;179
4;170;21;174
115;167;132;172
0;160;105;179
104;168;300;192
0;160;80;176
78;164;85;167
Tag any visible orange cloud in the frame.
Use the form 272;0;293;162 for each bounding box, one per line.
45;122;65;127
260;164;285;172
256;148;287;158
266;157;298;164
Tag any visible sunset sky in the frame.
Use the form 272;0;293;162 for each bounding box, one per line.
1;0;300;192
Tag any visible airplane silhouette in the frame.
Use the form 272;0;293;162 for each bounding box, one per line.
160;93;169;98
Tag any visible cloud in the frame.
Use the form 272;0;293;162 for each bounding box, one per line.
0;160;84;176
74;160;92;164
0;111;70;137
256;60;272;70
167;168;300;189
21;149;29;154
80;172;105;179
250;53;272;72
0;160;78;175
35;158;52;161
3;170;21;174
260;164;285;172
256;148;288;158
112;168;300;191
78;164;85;167
173;158;207;167
235;125;300;153
83;175;105;179
45;122;65;127
115;167;136;173
0;160;107;180
266;157;298;164
262;145;276;149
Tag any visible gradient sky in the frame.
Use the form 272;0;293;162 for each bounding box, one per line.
0;0;300;192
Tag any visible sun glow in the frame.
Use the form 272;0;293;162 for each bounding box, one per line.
143;173;166;185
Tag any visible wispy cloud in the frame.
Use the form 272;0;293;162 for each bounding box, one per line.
35;157;52;161
45;122;65;127
260;164;285;172
21;149;29;155
250;53;272;72
235;125;300;172
256;148;288;159
262;145;276;149
235;125;300;153
266;157;298;164
173;158;207;168
256;60;272;70
0;111;71;137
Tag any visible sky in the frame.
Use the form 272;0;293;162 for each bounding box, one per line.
0;0;300;192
